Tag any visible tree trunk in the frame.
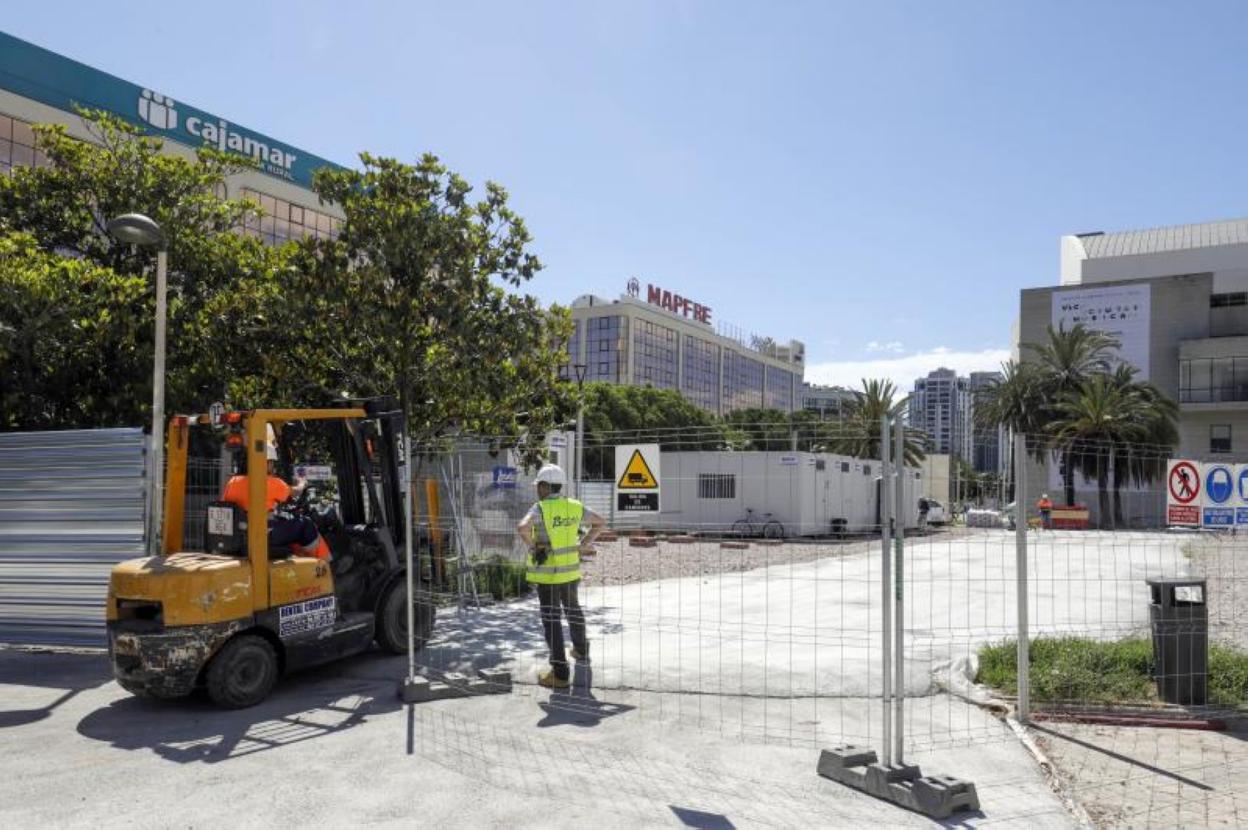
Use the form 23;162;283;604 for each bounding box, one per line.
1112;452;1125;530
1063;448;1076;507
1098;460;1110;530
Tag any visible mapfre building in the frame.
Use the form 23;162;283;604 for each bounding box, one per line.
567;280;805;415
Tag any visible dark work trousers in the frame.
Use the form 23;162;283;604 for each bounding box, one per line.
536;581;588;680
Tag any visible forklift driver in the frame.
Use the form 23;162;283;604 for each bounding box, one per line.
221;437;328;558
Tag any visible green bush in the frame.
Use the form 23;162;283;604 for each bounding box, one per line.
977;636;1248;706
475;555;531;601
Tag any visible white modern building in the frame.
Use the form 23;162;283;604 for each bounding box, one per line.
1016;216;1248;524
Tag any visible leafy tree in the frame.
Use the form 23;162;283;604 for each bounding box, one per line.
580;383;727;477
299;153;573;455
0;111;289;427
829;378;926;465
0;232;147;428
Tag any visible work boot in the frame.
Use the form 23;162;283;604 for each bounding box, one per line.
569;645;590;663
538;669;570;689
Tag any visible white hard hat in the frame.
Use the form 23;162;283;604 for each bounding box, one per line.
533;463;565;487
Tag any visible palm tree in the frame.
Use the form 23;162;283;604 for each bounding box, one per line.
1027;324;1120;506
829;378;926;465
1106;364;1179;527
1051;375;1148;528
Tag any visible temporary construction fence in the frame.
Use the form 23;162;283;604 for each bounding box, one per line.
0;428;146;646
412;422;1248;805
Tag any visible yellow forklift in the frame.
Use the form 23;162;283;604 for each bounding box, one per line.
106;398;435;707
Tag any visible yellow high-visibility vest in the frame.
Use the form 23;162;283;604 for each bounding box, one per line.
527;497;583;585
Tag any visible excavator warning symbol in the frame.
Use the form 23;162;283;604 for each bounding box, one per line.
617;449;659;489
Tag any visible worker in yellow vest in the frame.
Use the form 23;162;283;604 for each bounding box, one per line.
516;463;605;689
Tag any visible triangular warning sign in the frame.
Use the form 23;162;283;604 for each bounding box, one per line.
617;449;658;489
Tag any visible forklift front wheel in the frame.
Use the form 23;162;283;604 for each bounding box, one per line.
376;578;435;655
206;634;280;708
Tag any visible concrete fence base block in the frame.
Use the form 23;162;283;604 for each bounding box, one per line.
628;536;658;548
756;539;783;546
720;541;749;550
816;746;980;820
597;532;619;542
399;668;513;704
667;535;697;544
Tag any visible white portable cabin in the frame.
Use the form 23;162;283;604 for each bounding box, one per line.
657;450;921;536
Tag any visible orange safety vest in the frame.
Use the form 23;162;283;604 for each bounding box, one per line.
1037;498;1053;511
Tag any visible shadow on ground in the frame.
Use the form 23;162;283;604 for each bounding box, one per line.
75;649;409;763
0;649;113;729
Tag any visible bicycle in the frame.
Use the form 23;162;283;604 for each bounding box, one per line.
731;508;785;540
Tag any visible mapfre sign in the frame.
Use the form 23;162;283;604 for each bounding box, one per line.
629;280;712;325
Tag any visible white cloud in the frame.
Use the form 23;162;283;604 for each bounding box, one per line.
806;347;1012;392
865;340;905;354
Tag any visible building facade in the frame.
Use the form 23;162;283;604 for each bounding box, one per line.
908;368;971;461
0;31;344;239
801;383;857;420
967;371;1004;474
566;283;805;415
1015;216;1248;523
1021;217;1248;462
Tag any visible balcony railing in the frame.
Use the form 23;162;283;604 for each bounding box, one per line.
1179;386;1248;404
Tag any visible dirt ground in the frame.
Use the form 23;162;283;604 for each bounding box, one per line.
578;526;968;587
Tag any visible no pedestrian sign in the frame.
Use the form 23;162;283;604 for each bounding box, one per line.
1166;459;1200;526
614;444;660;513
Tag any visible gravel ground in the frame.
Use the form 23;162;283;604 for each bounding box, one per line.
1184;534;1248;651
578;526;969;586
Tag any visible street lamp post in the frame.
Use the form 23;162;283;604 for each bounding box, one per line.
107;214;167;558
573;363;587;499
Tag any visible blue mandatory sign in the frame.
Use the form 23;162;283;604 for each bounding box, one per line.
1206;466;1234;503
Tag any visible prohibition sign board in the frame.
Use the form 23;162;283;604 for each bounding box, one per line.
1167;460;1200;526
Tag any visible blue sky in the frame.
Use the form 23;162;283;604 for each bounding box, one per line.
10;2;1248;388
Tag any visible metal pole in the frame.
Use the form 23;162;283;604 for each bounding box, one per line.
879;414;893;765
1014;433;1030;723
576;401;585;500
405;425;417;684
893;418;906;762
148;249;168;557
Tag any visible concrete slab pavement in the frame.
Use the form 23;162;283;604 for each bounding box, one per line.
1;646;1073;827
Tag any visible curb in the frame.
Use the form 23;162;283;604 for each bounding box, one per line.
1006;716;1096;830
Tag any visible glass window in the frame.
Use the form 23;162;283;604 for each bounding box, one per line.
1211;424;1232;454
11;119;34;147
1189;358;1211;403
698;473;735;499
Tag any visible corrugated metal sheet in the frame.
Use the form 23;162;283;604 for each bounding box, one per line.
1078;216;1248;259
579;481;613;524
0;428;145;647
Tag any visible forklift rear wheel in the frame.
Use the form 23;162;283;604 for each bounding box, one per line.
376;579;435;654
206;634;279;708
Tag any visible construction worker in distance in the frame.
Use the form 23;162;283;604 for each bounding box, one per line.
222;433;330;559
516;462;605;689
1036;493;1053;531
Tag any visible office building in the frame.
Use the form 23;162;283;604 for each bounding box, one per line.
801;383;857;420
0;32;344;241
566;280;805;415
967;371;1004;474
909;368;971;461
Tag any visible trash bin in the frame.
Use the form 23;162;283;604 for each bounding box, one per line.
1146;578;1208;705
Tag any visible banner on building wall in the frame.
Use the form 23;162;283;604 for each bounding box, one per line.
1051;283;1151;379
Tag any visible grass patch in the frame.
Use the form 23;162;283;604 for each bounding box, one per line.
976;636;1248;707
